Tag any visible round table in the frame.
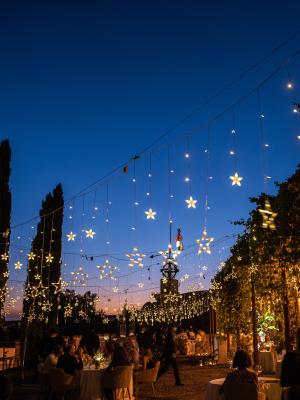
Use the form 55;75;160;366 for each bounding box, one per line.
78;367;133;400
204;377;281;400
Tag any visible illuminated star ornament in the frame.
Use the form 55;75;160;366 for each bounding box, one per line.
45;253;54;264
64;304;73;318
145;208;156;220
185;196;197;208
2;229;10;239
67;231;76;241
259;199;277;230
230;172;243;186
138;282;144;288
196;228;214;255
14;261;23;270
27;252;36;260
97;259;118;280
1;253;9;261
126;248;146;268
85;229;96;238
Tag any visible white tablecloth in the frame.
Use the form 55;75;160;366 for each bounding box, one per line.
78;367;133;400
259;352;276;374
204;377;281;400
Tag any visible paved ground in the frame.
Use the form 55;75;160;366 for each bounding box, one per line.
8;360;229;400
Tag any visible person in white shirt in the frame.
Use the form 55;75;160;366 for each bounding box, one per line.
42;345;64;374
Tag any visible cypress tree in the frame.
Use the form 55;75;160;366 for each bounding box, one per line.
0;140;12;323
23;184;64;326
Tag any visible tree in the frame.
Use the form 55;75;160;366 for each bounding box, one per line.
212;165;300;354
23;184;64;326
0;140;12;323
57;289;102;334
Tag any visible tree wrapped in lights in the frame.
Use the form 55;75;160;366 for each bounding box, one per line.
23;184;64;326
0;140;11;323
211;165;300;354
58;290;102;333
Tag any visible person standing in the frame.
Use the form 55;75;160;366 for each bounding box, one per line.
157;327;184;386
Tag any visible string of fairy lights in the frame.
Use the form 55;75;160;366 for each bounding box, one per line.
1;42;300;322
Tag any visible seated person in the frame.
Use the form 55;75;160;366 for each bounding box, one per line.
143;347;155;371
103;345;132;400
188;327;195;340
43;345;64;374
220;350;258;394
106;344;131;372
56;344;83;376
196;329;205;341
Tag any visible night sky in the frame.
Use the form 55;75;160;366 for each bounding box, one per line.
1;0;300;318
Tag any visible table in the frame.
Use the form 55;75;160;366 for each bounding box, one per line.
204;377;281;400
259;352;276;374
78;367;133;400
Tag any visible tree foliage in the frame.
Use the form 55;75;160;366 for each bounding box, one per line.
211;165;300;349
0;140;11;321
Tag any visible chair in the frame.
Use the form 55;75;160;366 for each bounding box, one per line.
222;382;259;400
48;368;79;400
134;361;160;399
101;366;133;400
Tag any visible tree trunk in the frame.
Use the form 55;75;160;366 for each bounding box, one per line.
281;268;292;352
251;279;259;365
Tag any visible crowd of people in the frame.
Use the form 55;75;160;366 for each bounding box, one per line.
13;325;298;400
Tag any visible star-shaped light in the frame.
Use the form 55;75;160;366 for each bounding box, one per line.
145;208;157;220
196;228;214;255
64;304;73;318
78;310;86;318
259;199;277;230
85;229;95;238
67;231;76;241
97;259;118;280
35;281;47;298
34;273;41;281
3;271;9;278
2;229;10;239
126;248;146;268
70;266;88;286
138;282;144;288
1;253;9;261
27;252;36;260
112;287;119;293
185;196;197;208
230;172;243;186
14;261;23;270
52;277;67;295
45;253;54;264
103;317;109;324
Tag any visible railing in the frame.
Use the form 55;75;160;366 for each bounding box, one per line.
0;341;22;373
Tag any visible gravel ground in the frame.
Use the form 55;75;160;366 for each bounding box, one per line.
8;360;229;400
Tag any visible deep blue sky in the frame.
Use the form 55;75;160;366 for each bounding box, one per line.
1;0;300;317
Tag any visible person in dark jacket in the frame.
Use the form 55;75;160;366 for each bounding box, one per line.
79;329;100;357
57;344;83;376
157;327;184;386
40;327;65;359
280;328;300;400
